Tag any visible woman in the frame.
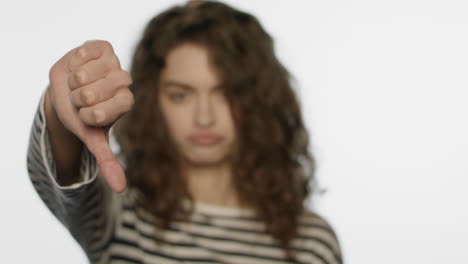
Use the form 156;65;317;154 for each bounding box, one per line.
27;1;343;263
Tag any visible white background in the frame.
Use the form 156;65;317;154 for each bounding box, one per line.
1;0;467;263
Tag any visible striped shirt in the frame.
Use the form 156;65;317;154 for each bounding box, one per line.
27;90;343;264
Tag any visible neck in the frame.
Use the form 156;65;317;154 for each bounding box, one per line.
183;164;241;208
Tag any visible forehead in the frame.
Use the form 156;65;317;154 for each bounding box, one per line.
160;42;222;91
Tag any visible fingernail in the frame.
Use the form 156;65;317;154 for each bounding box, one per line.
94;110;105;123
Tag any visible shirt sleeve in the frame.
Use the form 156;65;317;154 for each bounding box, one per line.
26;89;120;263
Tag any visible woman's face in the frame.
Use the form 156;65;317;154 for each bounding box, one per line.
158;42;237;169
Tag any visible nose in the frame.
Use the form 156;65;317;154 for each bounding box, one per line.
194;94;215;127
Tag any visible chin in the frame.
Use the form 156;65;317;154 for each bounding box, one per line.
184;150;229;167
183;157;227;168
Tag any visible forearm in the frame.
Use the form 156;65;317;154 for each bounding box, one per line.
44;87;84;186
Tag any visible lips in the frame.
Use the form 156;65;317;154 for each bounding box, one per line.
189;133;223;145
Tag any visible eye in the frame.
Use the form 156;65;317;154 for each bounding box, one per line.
169;92;186;101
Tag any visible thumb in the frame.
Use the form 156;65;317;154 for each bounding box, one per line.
84;128;127;193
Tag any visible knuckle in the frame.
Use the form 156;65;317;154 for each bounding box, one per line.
78;108;93;126
75;46;87;60
115;70;132;87
80;89;95;105
123;71;133;85
83;39;98;46
73;70;87;86
99;40;112;50
94;58;110;76
79;107;106;126
93;109;106;125
107;55;120;68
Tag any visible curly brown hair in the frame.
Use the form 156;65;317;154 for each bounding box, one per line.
112;0;317;260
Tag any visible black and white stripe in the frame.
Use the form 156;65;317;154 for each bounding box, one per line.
27;90;343;264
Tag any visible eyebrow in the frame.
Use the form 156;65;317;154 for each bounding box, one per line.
160;80;221;92
161;81;193;91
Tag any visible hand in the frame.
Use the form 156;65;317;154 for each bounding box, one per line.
48;40;133;193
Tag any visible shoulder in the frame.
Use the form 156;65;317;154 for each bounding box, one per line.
295;209;344;264
299;209;339;236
